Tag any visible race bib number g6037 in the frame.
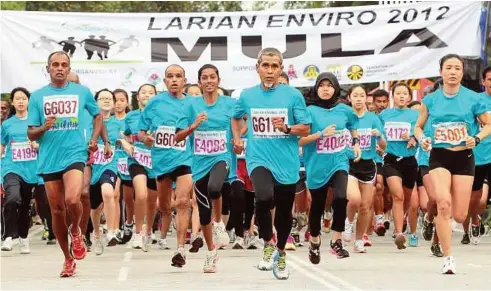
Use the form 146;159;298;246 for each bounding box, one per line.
433;122;468;145
316;130;347;154
194;131;227;155
154;126;186;151
133;147;152;169
384;122;410;142
93;144;115;165
117;158;129;175
250;108;289;138
11;142;37;162
237;138;247;159
43;95;79;118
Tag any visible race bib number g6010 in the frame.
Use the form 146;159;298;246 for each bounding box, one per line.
133;147;152;169
316;130;347;154
384;122;410;142
194;131;227;155
117;158;129;175
43;95;79;118
11;142;37;162
154;126;186;151
93;144;115;165
237;138;247;159
433;122;468;145
250;108;289;138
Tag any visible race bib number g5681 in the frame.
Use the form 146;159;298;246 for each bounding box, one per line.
11;142;37;162
237;138;247;159
250;108;289;138
43;95;79;118
117;158;129;175
316;130;347;154
133;147;152;169
434;122;468;145
384;122;410;141
93;144;115;165
154;126;186;151
194;131;227;155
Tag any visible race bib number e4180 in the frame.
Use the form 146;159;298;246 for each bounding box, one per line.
11;142;37;162
194;131;227;155
237;138;247;159
384;122;410;142
250;108;289;138
433;122;468;145
93;144;115;165
117;158;129;175
43;95;79;118
133;147;152;169
316;130;347;154
154;126;186;151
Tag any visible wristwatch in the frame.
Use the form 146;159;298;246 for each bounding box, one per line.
352;137;360;146
474;136;481;146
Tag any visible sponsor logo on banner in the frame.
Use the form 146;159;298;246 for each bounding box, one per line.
287;64;298;79
303;65;319;81
145;68;162;86
326;64;343;80
347;65;364;81
121;67;137;87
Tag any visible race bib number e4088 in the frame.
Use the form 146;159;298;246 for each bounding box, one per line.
316;130;347;154
433;122;468;145
117;158;129;175
11;142;37;162
43;95;79;118
133;147;152;169
194;131;227;155
250;108;289;138
384;122;410;142
154;126;186;151
237;138;247;159
93;144;115;165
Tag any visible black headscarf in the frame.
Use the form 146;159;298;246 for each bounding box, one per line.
304;72;342;109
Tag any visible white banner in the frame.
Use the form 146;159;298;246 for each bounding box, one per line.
0;2;482;92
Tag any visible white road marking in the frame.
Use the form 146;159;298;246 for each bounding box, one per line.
468;263;483;268
288;259;341;290
117;266;129;281
123;251;132;262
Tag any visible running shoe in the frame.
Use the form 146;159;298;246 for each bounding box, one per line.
272;252;289;280
232;236;245;250
421;214;434;241
343;219;354;242
171;247;186;268
308;240;321;264
94;236;104;256
408;233;419;247
362;233;372;247
122;223;133;244
60;258;76;278
395;233;407;250
1;237;12;251
461;233;470;245
431;243;443;257
292;232;303;247
68;225;87;260
203;249;218;273
330;239;350;259
375;222;386;236
285;235;296;251
353;240;366;253
158;238;170;250
19;238;30;254
470;223;481;245
189;234;204;253
441;256;456;274
258;244;276;271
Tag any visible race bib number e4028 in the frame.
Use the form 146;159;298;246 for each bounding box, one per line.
43;95;79;118
250;108;289;138
384;122;410;142
433;122;468;145
93;144;115;165
11;142;37;162
117;158;129;175
237;138;247;159
316;130;347;154
154;126;186;151
194;131;227;155
133;147;152;169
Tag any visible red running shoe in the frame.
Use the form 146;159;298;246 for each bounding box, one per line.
69;225;87;260
60;258;76;277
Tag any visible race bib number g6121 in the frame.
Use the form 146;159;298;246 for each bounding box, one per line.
11;142;37;162
237;138;247;159
194;131;227;155
250;108;289;138
43;95;79;118
93;144;115;165
117;158;129;175
154;126;186;151
433;122;468;145
316;130;347;154
384;122;410;141
133;147;152;169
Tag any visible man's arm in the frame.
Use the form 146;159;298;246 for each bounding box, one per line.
28;116;55;141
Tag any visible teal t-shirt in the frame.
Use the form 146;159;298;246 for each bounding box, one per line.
303;103;358;189
114;115;131;181
27;83;100;174
125;110;154;178
90;117;121;185
416;120;432;167
379;108;419;158
233;84;311;185
346;111;383;161
473;92;491;166
1;115;38;184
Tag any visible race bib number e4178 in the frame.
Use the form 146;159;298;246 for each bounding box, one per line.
384;122;410;142
194;131;227;155
433;122;468;145
117;158;129;175
11;142;37;162
154;126;186;151
133;147;152;169
93;144;115;165
316;130;347;154
250;108;289;138
43;95;79;118
237;138;247;159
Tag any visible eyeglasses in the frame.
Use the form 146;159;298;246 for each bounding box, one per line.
97;97;113;102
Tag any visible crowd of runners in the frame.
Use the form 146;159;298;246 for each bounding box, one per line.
1;48;491;279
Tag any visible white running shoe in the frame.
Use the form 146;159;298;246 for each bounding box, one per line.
203;249;218;273
94;236;104;256
19;238;30;254
1;237;13;251
232;236;245;249
343;219;354;242
132;233;142;249
441;256;456;274
158;238;170;250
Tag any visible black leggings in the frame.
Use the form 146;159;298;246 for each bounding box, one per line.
222;182;231;216
33;185;55;239
250;167;295;250
2;173;35;239
194;161;229;226
244;190;255;230
228;180;246;237
309;170;348;237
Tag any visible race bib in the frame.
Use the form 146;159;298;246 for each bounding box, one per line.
385;122;410;142
250;108;289;138
316;130;347;154
154;126;186;151
194;131;227;155
117;158;129;175
93;144;115;165
43;95;79;118
434;122;468;145
11;142;37;162
133;147;152;169
358;128;373;150
237;138;247;159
